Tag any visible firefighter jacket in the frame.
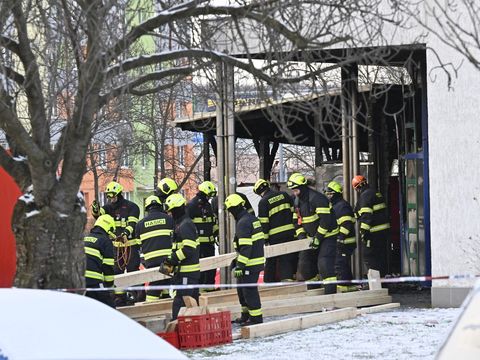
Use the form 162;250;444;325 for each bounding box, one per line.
170;214;200;279
234;209;265;273
330;194;356;248
257;189;295;245
187;192;218;244
84;227;115;287
136;208;174;265
354;187;390;235
94;195;140;248
295;187;339;241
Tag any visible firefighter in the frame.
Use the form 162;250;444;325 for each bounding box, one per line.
254;178;296;282
84;214;116;308
91;181;140;306
324;181;357;292
352;175;390;277
225;193;265;325
155;177;178;203
160;193;200;320
187;181;218;291
212;191;255;216
287;173;338;294
136;195;174;301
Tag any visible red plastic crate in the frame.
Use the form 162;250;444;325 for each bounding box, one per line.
177;311;232;349
157;331;180;348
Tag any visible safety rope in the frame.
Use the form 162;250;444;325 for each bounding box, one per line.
115;235;131;271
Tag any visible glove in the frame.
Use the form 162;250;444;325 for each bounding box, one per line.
233;267;245;278
159;257;175;275
309;236;321;249
91;200;100;215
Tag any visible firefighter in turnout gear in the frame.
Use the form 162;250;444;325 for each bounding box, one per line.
212;191;255;216
352;175;390;276
91;181;140;306
287;173;338;294
136;196;174;301
254;179;296;282
84;214;116;307
162;193;200;320
225;193;265;325
155;177;178;203
325;181;357;292
187;181;218;291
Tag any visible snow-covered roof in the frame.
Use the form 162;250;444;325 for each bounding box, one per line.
0;289;187;360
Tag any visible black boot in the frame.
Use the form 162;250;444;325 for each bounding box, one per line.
241;315;263;326
233;312;249;324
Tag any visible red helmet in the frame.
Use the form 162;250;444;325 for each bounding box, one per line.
352;175;367;189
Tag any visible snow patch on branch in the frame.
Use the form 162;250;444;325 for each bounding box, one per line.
19;193;34;204
81;206;87;213
77;192;85;201
12;155;27;162
26;210;40;218
26;185;33;192
57;212;69;218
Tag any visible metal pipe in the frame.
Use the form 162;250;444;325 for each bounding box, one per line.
226;63;235;257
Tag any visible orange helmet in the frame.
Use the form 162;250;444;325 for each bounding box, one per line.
352;175;367;189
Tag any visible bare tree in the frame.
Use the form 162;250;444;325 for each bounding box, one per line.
0;0;401;288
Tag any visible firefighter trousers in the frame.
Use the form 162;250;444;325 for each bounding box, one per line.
236;271;262;321
85;282;115;308
145;257;171;300
264;252;298;282
172;275;199;320
335;245;355;282
363;232;388;277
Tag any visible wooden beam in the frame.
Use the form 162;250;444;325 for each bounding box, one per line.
218;289;391;318
357;302;400;315
367;269;382;290
199;284;308;306
115;239;310;287
241;307;358;339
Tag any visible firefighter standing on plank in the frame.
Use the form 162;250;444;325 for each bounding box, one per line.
136;195;174;301
254;179;296;282
287;173;338;294
187;181;218;291
84;214;116;308
160;193;200;320
324;181;357;292
225;193;265;325
91;181;140;306
352;175;390;276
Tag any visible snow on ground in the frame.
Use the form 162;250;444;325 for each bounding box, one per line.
186;307;460;360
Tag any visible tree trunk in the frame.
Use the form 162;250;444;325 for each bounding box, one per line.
12;202;86;289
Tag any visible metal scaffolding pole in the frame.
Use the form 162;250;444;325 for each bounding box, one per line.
225;63;235;257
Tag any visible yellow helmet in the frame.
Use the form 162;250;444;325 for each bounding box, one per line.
287;173;307;189
253;179;270;195
326;181;343;194
94;214;116;234
224;193;245;210
198;181;217;197
145;195;162;210
105;181;123;197
165;193;186;211
157;178;178;197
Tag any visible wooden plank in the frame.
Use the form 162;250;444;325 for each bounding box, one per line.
115;239;309;287
137;316;169;333
241;307;358;339
199;284;308;306
357;302;400;315
118;299;173;318
218;290;390;318
183;296;198;308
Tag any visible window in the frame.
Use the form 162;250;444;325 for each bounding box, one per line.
178;145;185;166
121;148;129;168
98;145;106;169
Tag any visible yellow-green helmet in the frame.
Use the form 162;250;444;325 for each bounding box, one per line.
198;181;217;197
105;181;123;197
326;181;343;194
224;193;245;210
157;178;178;197
253;179;270;195
165;193;186;211
287;173;307;189
145;195;162;210
94;214;116;234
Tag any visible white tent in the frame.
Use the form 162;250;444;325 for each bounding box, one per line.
0;289;187;360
